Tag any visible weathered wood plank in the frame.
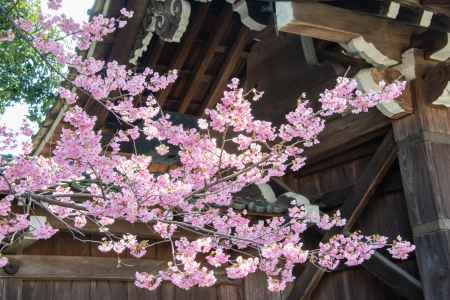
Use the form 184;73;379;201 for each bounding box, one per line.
71;281;91;300
157;4;209;106
246;31;340;127
362;252;423;300
218;285;242;300
342;130;397;228
244;272;280;300
159;282;175;300
0;255;166;281
109;281;128;300
92;281;112;300
0;279;22;300
52;281;73;300
23;280;53;300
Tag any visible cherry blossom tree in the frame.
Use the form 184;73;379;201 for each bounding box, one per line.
0;0;415;292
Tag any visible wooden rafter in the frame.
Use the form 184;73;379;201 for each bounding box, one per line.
147;38;166;68
178;8;234;113
0;255;165;280
287;130;424;300
0;255;236;285
201;27;251;112
157;5;209;107
276;2;422;65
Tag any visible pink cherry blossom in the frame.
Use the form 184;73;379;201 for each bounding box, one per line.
226;257;259;279
74;215;87;229
0;256;8;268
388;236;416;259
32;224;58;240
0;3;415;293
135;272;162;290
48;0;63;10
156;144;170;156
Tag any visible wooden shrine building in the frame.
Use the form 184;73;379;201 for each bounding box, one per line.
3;0;450;299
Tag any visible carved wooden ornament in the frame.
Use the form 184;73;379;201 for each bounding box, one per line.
130;0;191;65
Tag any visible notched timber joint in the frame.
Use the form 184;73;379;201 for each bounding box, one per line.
355;67;413;119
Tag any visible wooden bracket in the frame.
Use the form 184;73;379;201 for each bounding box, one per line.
354;66;413;119
340;36;399;67
423;60;450;107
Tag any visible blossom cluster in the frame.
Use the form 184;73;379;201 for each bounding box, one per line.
0;0;414;293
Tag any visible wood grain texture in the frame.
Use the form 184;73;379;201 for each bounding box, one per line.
288;131;423;300
393;49;450;300
0;255;166;281
218;284;242;300
178;7;233;113
71;281;91;300
276;2;422;61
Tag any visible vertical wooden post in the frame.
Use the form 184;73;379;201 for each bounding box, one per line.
393;49;450;300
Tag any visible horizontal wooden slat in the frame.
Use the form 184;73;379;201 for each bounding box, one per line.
0;255;166;281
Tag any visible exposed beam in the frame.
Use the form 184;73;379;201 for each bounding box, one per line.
147;38;166;68
340;130;397;228
0;255;237;285
363;252;423;300
157;5;209;106
1;255;165;280
37;210;162;239
202;27;251;112
178;8;233;113
288;130;423;300
276;2;422;66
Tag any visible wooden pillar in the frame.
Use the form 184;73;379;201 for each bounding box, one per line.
393;49;450;300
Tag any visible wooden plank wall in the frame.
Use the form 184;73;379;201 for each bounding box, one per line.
0;234;289;300
5;142;420;300
285;139;419;300
0;274;292;300
0;275;293;300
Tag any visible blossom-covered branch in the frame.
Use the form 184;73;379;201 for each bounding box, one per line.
0;1;414;292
